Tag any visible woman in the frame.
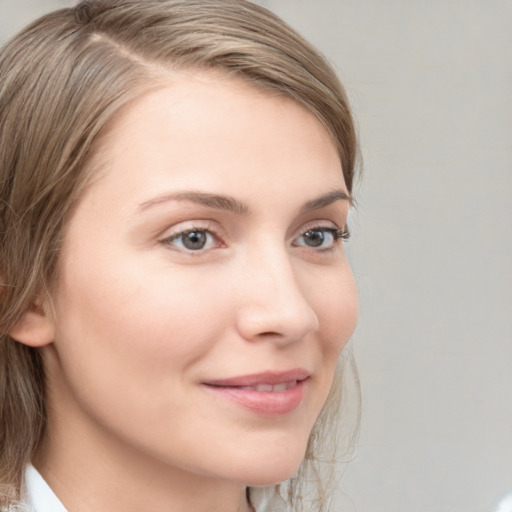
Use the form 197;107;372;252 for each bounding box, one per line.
0;1;359;510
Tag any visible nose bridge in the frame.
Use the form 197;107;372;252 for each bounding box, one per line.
235;240;319;342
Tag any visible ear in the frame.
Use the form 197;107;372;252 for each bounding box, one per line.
9;302;56;347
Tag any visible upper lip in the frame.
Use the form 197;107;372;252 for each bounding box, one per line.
203;368;310;387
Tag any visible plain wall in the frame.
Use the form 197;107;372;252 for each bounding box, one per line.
1;1;511;511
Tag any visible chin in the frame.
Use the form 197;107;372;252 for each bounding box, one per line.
239;465;303;488
227;439;309;487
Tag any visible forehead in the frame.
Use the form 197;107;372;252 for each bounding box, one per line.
81;72;346;212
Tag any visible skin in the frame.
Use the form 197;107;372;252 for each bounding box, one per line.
15;72;358;512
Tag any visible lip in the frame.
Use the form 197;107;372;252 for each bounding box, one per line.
204;368;309;387
202;369;310;417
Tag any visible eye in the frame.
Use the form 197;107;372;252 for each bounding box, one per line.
293;227;349;250
162;228;219;252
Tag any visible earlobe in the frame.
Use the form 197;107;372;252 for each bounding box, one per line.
9;305;56;347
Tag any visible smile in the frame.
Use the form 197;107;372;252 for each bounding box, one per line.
203;369;309;417
237;381;298;392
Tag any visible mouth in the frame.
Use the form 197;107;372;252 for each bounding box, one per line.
203;368;309;388
235;380;299;392
202;369;310;417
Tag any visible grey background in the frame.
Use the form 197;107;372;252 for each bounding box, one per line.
1;1;511;511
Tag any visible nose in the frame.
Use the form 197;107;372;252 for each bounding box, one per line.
234;247;319;345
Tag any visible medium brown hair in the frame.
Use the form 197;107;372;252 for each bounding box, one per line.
0;1;359;509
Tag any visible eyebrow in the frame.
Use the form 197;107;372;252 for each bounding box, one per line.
138;191;250;215
299;189;352;213
137;188;351;215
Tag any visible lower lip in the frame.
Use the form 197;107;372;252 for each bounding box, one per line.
203;380;307;417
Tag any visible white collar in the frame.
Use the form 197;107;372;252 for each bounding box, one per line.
22;465;67;512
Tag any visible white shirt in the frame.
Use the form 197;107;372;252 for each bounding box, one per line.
22;465;67;512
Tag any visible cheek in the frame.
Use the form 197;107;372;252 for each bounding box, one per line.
48;258;239;460
301;263;358;414
316;266;359;358
51;250;233;405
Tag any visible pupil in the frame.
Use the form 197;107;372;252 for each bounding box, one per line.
304;230;324;247
183;231;207;250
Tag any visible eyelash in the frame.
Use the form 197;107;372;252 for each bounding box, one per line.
160;224;350;254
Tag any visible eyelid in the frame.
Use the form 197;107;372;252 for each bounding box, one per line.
159;219;216;238
295;219;348;238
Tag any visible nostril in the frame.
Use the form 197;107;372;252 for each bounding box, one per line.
258;331;283;338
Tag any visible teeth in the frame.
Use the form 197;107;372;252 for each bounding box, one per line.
237;380;297;392
256;384;273;392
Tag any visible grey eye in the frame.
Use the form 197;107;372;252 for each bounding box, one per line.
301;229;328;247
180;230;208;250
295;228;338;249
165;229;217;252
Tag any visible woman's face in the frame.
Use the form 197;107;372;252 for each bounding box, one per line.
44;73;358;487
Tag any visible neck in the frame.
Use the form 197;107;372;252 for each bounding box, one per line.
35;376;254;512
35;439;253;512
